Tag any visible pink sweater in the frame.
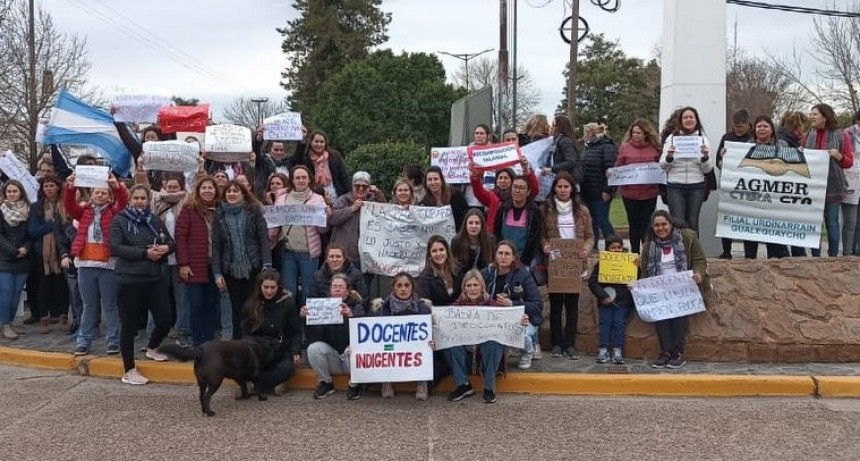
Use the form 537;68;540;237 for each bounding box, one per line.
615;142;661;200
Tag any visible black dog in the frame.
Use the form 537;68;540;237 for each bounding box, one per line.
160;336;281;416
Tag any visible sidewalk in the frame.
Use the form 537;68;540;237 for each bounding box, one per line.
3;321;859;398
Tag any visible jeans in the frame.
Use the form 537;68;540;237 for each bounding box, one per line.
524;323;538;354
76;267;119;350
666;182;706;233
0;271;27;325
282;250;318;305
623;198;657;254
444;341;504;391
598;303;629;349
812;202;841;257
654;315;690;354
842;203;858;256
186;275;220;347
549;293;579;350
256;356;296;393
118;276;171;372
586;197;615;245
306;341;349;383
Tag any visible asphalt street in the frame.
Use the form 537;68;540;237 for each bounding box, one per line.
1;364;859;461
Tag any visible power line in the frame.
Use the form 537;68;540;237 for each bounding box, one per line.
726;0;860;17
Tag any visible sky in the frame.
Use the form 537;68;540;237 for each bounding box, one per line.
43;0;853;123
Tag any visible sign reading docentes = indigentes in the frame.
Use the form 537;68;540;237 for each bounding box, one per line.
348;315;434;383
597;251;638;284
359;203;456;277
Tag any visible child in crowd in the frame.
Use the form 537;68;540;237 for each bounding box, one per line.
587;235;634;365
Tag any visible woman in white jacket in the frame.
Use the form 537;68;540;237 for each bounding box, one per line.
659;106;713;233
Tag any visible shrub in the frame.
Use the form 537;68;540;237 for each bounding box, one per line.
345;141;428;197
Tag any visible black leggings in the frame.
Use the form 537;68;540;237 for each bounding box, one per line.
226;273;256;340
623;198;657;254
118;276;171;372
35;270;69;318
654;315;690;354
549;293;579;350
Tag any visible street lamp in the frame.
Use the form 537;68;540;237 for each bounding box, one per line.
438;49;494;92
250;97;269;127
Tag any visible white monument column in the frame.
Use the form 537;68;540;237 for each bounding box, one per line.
660;0;727;256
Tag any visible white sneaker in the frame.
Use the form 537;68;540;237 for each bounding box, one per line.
532;343;543;360
121;368;149;385
145;348;169;362
518;352;533;369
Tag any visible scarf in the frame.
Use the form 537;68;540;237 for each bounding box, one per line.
310;150;333;187
122;206;160;237
554;198;573;215
91;203;109;242
154;190;186;217
386;294;421;315
288;187;310;203
494;187;512;202
223;202;252;279
806;128;847;202
42;200;61;275
0;200;28;227
646;228;687;276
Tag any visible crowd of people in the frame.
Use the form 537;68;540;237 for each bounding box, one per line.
0;104;856;403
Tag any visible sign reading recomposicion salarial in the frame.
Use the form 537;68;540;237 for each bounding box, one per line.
359;203;456;277
716;141;828;248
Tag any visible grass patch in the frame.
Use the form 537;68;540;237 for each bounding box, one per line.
609;198;628;227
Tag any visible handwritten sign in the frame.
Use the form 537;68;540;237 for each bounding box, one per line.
467;142;521;171
631;271;705;323
671;135;703;159
158;105;209;134
359;203;456;277
204;125;252;162
349;314;434;383
430;146;469;184
111;94;172;123
0;151;38;203
843;162;860;205
263;112;303;141
143;141;200;173
547;238;584;293
263;204;327;228
607;163;667;186
305;297;343;325
73;165;109;188
432;305;525;350
597;251;638;284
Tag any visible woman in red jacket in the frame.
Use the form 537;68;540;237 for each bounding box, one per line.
176;176;221;346
614;119;662;254
64;173;128;356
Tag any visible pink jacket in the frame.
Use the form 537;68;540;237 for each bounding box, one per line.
273;191;327;258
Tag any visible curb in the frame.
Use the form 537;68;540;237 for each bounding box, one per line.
0;346;836;397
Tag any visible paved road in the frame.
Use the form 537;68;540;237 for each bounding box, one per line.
2;364;859;461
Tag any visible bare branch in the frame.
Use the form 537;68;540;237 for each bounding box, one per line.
220;97;291;129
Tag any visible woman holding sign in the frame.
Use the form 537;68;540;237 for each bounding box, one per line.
212;181;271;339
659;107;713;233
0;181;31;340
541;172;593;359
640;210;708;369
615;119;662;254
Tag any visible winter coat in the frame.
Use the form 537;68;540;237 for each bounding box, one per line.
380;295;431;316
419;188;470;232
175;206;213;284
715;131;752;169
293;148;351;198
492;200;543;265
64;183;129;259
549;134;582;184
310;260;368;299
28;198;64;256
212;204;271;279
481;265;543;326
640;228;711;304
328;190;385;265
469;171;540;233
587;259;634;309
659;134;714;185
0;212;31;274
417;266;462;307
581;135;617;200
243;292;303;360
304;291;366;354
540;200;594;252
450;234;496;271
109;211;175;283
280;191;327;259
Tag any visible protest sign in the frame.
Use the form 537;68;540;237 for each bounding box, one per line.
203;125;252;162
0;151;38;203
263;112;303;141
432;305;525;350
176;132;204;146
547;238;584;293
263;204;327;228
607;163;667;186
111;94;172;123
430;146;469;184
597;251;638;284
74;165;110;188
467;143;521;171
716;142;827;248
158;105;209;134
843;162;860;205
359;203;456;276
631;271;705;322
535;173;555;202
519;137;552;173
671;135;704;159
143;141;200;173
305;298;343;326
349;314;434;383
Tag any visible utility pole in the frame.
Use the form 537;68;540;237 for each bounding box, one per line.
250;97;269;127
28;0;37;170
498;0;509;137
438;49;493;92
566;0;580;126
511;0;518;130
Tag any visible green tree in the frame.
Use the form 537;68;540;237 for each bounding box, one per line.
311;50;466;154
344;141;427;195
278;0;391;115
558;34;660;141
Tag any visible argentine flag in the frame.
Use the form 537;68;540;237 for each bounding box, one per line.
43;89;133;176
